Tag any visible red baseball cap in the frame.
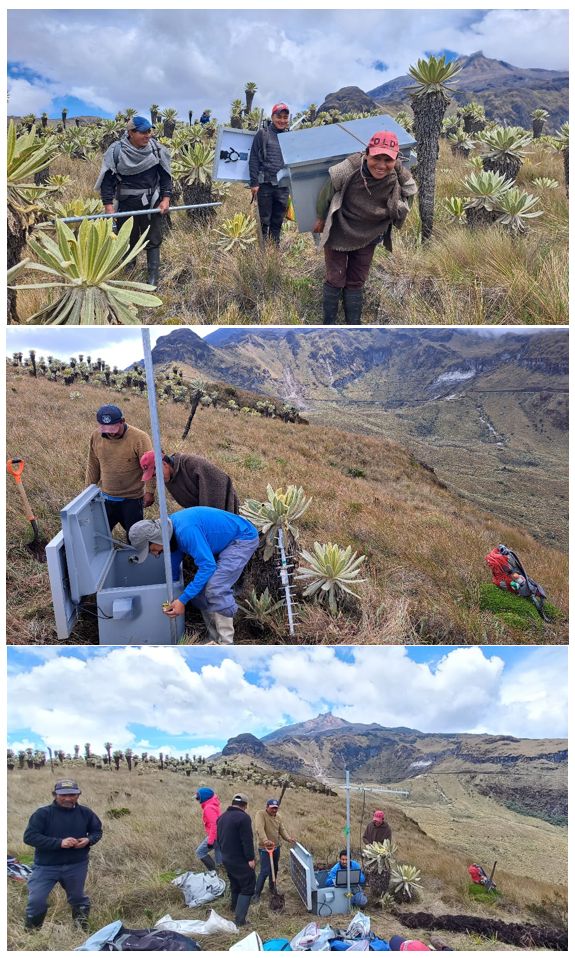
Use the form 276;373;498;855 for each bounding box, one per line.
272;102;289;115
367;130;399;159
140;450;161;482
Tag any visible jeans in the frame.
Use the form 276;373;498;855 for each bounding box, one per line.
323;241;378;289
117;197;165;251
191;536;259;617
195;836;222;865
26;861;90;918
104;497;144;535
255;846;280;895
257;183;290;244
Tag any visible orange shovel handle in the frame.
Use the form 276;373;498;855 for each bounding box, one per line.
7;457;25;481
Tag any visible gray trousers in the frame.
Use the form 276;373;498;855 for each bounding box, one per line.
191;536;259;617
195;836;223;865
26;860;89;918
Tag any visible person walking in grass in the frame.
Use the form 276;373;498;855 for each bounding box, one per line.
95;114;172;286
194;787;222;873
216;793;256;927
363;808;392;845
23;780;102;932
139;451;240;513
249;102;290;245
253;798;296;901
86;404;155;535
128;507;259;644
313;130;417;324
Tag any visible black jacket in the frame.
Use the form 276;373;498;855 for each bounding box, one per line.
216;805;255;866
24;802;103;866
248;125;286;187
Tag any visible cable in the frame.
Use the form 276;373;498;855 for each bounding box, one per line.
78;603;113;621
317;899;333;917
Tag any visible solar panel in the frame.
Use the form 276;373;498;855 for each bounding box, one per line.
290;844;315;910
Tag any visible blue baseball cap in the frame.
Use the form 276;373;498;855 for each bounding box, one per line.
96;404;123;425
127;115;153;133
266;798;280;808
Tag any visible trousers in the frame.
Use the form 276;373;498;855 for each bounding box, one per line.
255;846;280;895
26;860;90;918
191;536;259;617
257;183;289;243
104;497;144;535
117;197;164;251
323;241;378;289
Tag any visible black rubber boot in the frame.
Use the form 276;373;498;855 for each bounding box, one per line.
200;853;216;872
146;248;160;287
25;911;47;931
235;894;252;927
342;287;363;324
323;283;341;324
72;905;90;932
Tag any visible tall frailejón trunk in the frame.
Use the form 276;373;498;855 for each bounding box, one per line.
412;91;447;241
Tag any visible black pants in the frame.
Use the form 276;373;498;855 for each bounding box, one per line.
224;862;256;904
257;183;289;244
117;198;164;251
104;497;144;535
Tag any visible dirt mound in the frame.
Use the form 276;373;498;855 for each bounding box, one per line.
396;910;567;950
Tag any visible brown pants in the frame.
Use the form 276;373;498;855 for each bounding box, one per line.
324;241;378;289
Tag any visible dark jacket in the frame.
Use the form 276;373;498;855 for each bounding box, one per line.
166;454;239;513
217;805;255;867
24;802;103;866
248;124;286;187
363;820;392;845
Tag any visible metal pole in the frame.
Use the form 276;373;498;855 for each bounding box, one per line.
345;769;351;911
277;527;295;636
36;203;223;227
142;329;177;645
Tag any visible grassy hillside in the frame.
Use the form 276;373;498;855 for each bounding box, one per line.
6;370;567;643
10;140;567;326
7;766;567;952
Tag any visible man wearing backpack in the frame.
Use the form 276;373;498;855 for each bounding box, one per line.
95;114;172;286
23;779;102;931
249;103;290;245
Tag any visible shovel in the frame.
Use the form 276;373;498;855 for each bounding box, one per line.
7;458;47;562
267;846;285;912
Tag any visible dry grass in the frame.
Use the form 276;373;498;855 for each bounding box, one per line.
9;141;567;326
7;766;566;952
6;370;568;644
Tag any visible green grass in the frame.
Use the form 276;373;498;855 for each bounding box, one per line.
478;584;559;630
468;882;502;904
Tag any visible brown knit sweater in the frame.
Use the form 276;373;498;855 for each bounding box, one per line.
86;425;154;499
166;453;240;513
254;809;291;849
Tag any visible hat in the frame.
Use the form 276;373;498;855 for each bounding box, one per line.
232;793;249;805
54;779;81;795
96;404;123;427
195;787;215;803
127;114;153;133
266;798;280;808
128;518;173;563
367;130;399;160
389;937;431;951
351;891;368;908
373;810;385;821
140;450;164;482
271;102;289;115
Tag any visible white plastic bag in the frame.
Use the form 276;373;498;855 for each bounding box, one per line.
230;931;264;950
290;921;335;951
345;911;370;939
155;909;237;936
171;869;226;907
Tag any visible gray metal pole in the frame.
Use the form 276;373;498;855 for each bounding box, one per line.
50;202;222;225
345;769;351;910
142;329;178;645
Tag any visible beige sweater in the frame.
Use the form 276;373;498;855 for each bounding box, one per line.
86;425;154;499
254;809;291;849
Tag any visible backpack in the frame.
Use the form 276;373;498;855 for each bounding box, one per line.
7;856;32;881
485;544;548;617
76;921;200;951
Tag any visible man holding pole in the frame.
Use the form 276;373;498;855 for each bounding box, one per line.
95;115;172;286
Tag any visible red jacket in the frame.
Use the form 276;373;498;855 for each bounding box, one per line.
468;864;484;884
201;794;221;844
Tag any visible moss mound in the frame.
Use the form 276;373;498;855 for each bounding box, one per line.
479;583;559;630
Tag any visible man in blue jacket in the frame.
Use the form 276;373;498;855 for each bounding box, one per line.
325;849;366;887
128;507;259;644
23;779;103;931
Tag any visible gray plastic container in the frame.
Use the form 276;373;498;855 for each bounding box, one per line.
46;485;184;645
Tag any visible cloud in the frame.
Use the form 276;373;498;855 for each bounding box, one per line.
7;9;568;118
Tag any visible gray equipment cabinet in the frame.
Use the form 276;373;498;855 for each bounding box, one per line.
46;485;185;645
290;843;360;916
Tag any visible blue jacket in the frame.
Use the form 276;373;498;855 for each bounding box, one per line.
170;508;258;604
325;859;365;887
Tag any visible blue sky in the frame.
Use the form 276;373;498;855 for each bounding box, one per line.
7;645;568;759
7;8;568;120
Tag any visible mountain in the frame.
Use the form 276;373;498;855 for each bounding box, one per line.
361;51;568;130
317;85;381;115
220;715;568;825
142;328;568;545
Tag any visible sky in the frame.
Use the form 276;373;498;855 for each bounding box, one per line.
7;7;568;120
7;645;568;759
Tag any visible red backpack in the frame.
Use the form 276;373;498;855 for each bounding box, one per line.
485;548;514;591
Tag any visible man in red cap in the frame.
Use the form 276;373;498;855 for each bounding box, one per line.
363;808;392;845
248;102;291;245
313;129;417;323
140;450;239;513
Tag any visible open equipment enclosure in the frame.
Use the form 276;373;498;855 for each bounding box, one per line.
46;485;184;644
290;843;362;916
